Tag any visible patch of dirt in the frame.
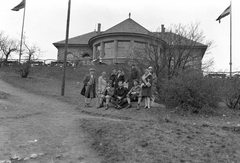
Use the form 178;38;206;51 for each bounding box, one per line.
222;126;240;134
0;91;11;100
0;78;101;163
0;112;43;120
80;115;240;163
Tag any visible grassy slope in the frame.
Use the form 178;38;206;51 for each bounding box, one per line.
1;66;240;163
0;64;131;105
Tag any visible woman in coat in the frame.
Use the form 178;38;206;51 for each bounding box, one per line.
97;71;107;108
141;69;153;109
81;68;96;107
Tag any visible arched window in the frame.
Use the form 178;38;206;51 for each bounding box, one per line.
67;52;74;60
82;53;90;58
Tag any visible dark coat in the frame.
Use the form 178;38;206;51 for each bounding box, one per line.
141;74;153;97
114;86;128;99
81;74;96;98
109;73;117;87
128;68;139;90
115;73;125;88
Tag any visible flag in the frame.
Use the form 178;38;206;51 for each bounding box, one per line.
216;5;231;23
11;0;25;11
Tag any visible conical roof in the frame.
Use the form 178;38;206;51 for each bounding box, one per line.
104;18;150;35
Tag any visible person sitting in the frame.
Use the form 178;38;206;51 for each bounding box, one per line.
125;79;142;110
113;81;128;109
104;81;115;110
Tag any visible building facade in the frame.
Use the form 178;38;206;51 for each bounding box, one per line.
53;18;207;66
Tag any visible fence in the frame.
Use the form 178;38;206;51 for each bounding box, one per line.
0;58;93;67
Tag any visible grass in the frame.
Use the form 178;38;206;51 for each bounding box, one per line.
0;64;131;105
1;65;240;163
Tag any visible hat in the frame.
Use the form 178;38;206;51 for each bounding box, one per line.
148;66;153;69
133;79;139;83
89;68;95;71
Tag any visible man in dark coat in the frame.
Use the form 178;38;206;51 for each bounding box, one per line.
109;68;117;87
114;68;125;88
113;81;128;109
128;64;139;90
81;68;96;107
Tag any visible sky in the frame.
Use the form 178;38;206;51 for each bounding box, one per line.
1;0;240;72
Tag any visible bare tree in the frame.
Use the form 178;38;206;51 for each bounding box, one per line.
23;42;41;63
19;35;41;78
132;22;212;80
0;31;18;64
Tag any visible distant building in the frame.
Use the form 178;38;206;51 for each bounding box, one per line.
53;17;207;67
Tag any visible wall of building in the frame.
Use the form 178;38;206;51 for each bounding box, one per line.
57;46;92;61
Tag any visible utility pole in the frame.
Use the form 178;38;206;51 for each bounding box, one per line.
61;0;71;96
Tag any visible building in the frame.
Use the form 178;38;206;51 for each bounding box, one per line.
53;17;207;67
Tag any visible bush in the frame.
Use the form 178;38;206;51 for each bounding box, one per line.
17;63;30;78
221;78;240;110
158;71;221;113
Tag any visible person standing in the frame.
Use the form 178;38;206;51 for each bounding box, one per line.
128;64;139;90
109;68;117;87
141;69;153;109
97;71;107;108
115;68;125;88
148;66;157;86
148;66;157;102
81;68;96;107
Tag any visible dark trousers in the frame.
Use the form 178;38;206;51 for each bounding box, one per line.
113;98;127;107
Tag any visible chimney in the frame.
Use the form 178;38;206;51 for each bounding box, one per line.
97;23;101;34
161;24;165;33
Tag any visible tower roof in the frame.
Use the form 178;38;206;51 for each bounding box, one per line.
103;18;150;35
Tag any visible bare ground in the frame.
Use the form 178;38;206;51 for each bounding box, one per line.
0;78;101;163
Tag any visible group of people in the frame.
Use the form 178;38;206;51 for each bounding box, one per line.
80;64;157;110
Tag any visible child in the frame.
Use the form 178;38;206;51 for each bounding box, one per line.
125;79;142;110
104;81;115;110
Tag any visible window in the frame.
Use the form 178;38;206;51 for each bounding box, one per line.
104;42;114;58
118;41;130;57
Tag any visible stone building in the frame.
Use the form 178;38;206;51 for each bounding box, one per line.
53;17;207;67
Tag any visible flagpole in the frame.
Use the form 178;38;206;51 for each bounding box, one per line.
61;0;71;96
230;1;232;77
19;0;26;63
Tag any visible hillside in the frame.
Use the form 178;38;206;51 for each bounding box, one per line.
1;65;240;163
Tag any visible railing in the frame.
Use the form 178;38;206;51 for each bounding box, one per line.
204;71;240;78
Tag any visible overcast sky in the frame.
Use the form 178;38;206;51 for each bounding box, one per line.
1;0;239;72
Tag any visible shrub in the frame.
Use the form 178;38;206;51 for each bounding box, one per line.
221;77;240;110
158;70;221;113
17;63;30;78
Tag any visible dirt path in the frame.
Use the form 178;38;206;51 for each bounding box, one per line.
0;79;102;163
